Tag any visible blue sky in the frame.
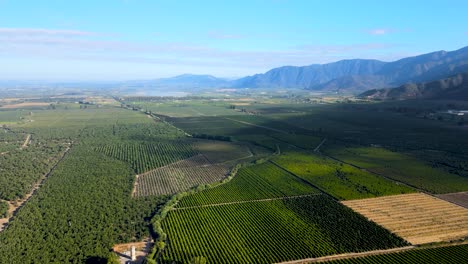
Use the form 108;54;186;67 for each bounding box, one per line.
0;0;467;80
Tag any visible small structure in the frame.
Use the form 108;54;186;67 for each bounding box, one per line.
131;246;136;261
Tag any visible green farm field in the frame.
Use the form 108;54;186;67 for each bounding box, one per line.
162;196;407;264
325;244;468;264
272;150;415;200
324;145;468;194
2;96;468;264
178;161;320;208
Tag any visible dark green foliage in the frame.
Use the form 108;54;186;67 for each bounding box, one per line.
95;140;196;174
162;196;408;263
0;200;8;218
283;196;409;252
191;133;231;142
0;137;66;200
0;145;165;263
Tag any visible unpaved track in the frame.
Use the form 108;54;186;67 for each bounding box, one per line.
173;193;322;210
0;146;71;232
21;134;31;148
224;117;289;134
275;246;416;264
314;138;327;152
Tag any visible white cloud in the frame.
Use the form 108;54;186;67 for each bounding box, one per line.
368;28;391;35
0;27;96;37
0;27;411;79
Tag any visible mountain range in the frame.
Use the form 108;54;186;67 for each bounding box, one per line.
232;46;468;92
151;46;468;94
359;72;468;100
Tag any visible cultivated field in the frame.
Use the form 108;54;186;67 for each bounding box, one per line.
134;154;229;197
0;102;51;109
272;151;415;200
178;161;320;208
325;243;468;264
192;139;253;164
437;191;468;209
162;196;407;263
342;193;468;244
95;141;197;174
325;146;468;194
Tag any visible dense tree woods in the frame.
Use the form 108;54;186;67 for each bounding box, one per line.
0;109;186;263
0;144;165;263
0;133;66;201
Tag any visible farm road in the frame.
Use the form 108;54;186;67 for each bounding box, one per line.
173;193;322;210
224;117;289;134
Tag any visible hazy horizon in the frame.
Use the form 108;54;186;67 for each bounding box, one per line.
1;0;468;81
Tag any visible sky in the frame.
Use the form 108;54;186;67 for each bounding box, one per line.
0;0;467;81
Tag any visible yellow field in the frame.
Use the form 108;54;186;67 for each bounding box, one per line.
0;102;50;108
342;193;468;244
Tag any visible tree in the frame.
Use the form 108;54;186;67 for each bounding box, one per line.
191;256;207;264
106;253;120;264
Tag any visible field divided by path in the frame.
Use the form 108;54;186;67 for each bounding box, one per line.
324;146;468;194
162;196;407;264
342;193;468;245
177;161;320;208
322;243;468;264
134;154;229;197
271;151;415;200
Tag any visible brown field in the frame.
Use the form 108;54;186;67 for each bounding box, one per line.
0;102;50;109
342;193;468;245
437;191;468;209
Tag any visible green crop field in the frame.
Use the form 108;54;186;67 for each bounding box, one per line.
178;161;320;207
95;141;197;174
272;151;415;200
162;196;407;263
126;99;245;117
324;145;468;194
2;96;468;264
326;244;468;264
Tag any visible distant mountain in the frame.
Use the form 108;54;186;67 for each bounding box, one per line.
233;46;468;93
232;59;386;89
121;74;230;90
153;74;230;88
359;72;468;100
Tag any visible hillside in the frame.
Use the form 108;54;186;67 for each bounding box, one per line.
359;72;468;100
232;59;386;89
233;46;468;93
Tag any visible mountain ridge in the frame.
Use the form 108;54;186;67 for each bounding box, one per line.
359;71;468;100
233;46;468;93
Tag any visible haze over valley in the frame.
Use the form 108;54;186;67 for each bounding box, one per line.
1;1;468;264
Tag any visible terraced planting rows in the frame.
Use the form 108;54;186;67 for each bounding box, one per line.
272;151;415;200
325;244;468;264
324;146;468;194
134;155;229;197
342;193;468;245
162;196;407;264
178;161;320;207
95;141;197;174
